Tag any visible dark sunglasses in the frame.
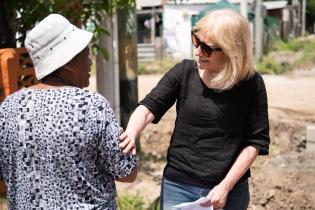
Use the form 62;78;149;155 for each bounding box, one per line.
191;31;223;57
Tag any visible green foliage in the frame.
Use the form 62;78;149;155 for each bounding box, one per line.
138;63;148;74
294;38;315;67
3;0;135;57
256;54;289;75
257;36;315;74
271;38;301;52
117;193;160;210
147;198;160;210
256;55;280;74
117;194;145;210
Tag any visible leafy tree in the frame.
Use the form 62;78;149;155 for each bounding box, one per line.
0;0;135;54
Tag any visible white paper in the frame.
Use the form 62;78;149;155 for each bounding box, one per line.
173;197;213;210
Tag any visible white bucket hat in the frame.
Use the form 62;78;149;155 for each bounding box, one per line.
25;14;93;80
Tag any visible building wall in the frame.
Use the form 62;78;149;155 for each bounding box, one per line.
163;4;205;59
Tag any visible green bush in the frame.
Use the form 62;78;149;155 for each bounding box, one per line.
256;55;280;74
147;198;160;210
272;39;301;52
294;39;315;67
256;55;291;75
117;193;160;210
138;63;148;75
257;36;315;74
117;194;145;210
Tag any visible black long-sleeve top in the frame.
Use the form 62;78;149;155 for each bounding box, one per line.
139;59;270;188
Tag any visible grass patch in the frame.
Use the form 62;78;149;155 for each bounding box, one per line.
256;55;291;74
117;193;160;210
117;193;145;210
271;38;302;52
256;36;315;74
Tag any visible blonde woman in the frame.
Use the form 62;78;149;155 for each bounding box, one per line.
120;9;269;210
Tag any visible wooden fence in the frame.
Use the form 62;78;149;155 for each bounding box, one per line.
0;48;37;193
0;48;37;103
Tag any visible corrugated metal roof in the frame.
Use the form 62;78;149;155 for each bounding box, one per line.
136;0;286;9
229;0;254;3
165;0;253;5
263;1;288;10
166;0;221;4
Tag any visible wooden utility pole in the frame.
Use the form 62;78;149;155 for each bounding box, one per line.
96;7;138;142
301;0;306;36
254;0;263;61
96;13;121;120
151;6;156;43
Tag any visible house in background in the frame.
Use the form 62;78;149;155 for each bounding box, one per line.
136;0;163;61
163;0;253;58
263;0;301;43
136;0;303;61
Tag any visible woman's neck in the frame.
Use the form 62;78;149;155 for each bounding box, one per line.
28;83;67;90
198;68;220;88
42;73;75;87
30;75;73;89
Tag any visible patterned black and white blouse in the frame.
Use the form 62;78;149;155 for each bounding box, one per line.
0;87;136;210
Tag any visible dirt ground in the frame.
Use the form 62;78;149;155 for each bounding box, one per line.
116;67;315;209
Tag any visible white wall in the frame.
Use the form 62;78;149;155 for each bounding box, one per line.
163;4;206;59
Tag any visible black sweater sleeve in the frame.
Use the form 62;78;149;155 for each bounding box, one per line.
139;60;186;124
244;73;270;155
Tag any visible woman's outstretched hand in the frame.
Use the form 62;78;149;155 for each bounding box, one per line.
119;131;136;155
118;105;155;155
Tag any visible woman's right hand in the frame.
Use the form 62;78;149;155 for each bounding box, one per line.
119;131;137;155
118;105;155;155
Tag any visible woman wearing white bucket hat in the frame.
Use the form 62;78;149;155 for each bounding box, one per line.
0;14;136;209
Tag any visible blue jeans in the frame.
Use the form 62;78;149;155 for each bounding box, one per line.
160;177;250;210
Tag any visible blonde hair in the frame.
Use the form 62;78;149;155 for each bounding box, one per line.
194;9;255;91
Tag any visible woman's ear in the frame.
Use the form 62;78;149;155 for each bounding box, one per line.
63;60;75;72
